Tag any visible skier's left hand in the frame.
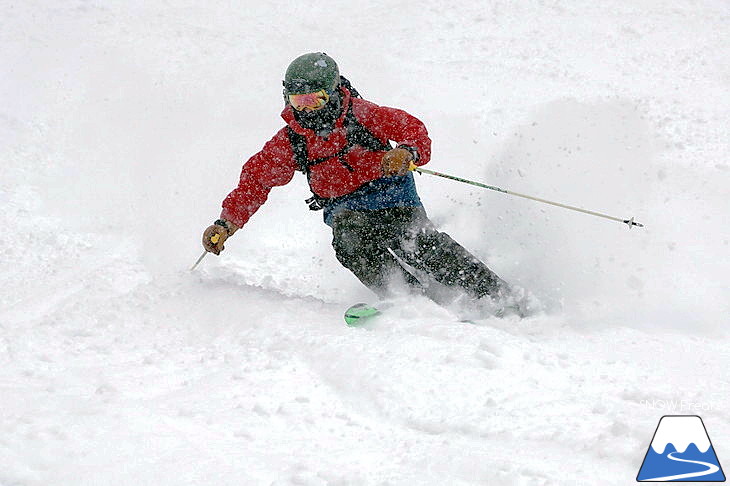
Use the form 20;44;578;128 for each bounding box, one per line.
381;147;415;176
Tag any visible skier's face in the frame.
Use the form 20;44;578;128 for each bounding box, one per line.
288;89;330;112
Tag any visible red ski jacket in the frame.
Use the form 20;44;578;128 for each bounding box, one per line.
220;87;431;228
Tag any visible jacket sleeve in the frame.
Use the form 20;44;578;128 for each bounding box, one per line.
220;128;297;228
354;100;432;166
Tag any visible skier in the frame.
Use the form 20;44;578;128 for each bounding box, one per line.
201;52;515;311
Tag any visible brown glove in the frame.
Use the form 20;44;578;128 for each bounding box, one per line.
202;219;239;255
381;147;415;177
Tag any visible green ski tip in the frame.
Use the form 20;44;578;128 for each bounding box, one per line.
344;303;380;326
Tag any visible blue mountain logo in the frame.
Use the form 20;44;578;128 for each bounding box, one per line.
637;415;725;482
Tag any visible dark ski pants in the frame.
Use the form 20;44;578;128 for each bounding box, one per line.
331;206;508;300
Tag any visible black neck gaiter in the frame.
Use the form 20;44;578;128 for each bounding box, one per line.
293;90;343;138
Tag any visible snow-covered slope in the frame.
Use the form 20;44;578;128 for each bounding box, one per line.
2;1;728;484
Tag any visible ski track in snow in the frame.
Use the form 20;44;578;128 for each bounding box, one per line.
2;1;729;485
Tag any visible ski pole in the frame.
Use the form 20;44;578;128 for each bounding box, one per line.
190;233;222;271
190;251;207;271
409;163;644;229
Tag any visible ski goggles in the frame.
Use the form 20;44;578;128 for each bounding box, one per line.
288;89;330;112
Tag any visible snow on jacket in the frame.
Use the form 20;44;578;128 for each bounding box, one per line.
220;86;432;228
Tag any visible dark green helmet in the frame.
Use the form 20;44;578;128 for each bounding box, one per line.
283;52;340;95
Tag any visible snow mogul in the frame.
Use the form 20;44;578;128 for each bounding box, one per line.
201;52;514;309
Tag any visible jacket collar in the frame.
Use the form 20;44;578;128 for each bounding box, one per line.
281;86;352;136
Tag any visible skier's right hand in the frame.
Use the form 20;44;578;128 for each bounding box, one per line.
202;219;239;255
